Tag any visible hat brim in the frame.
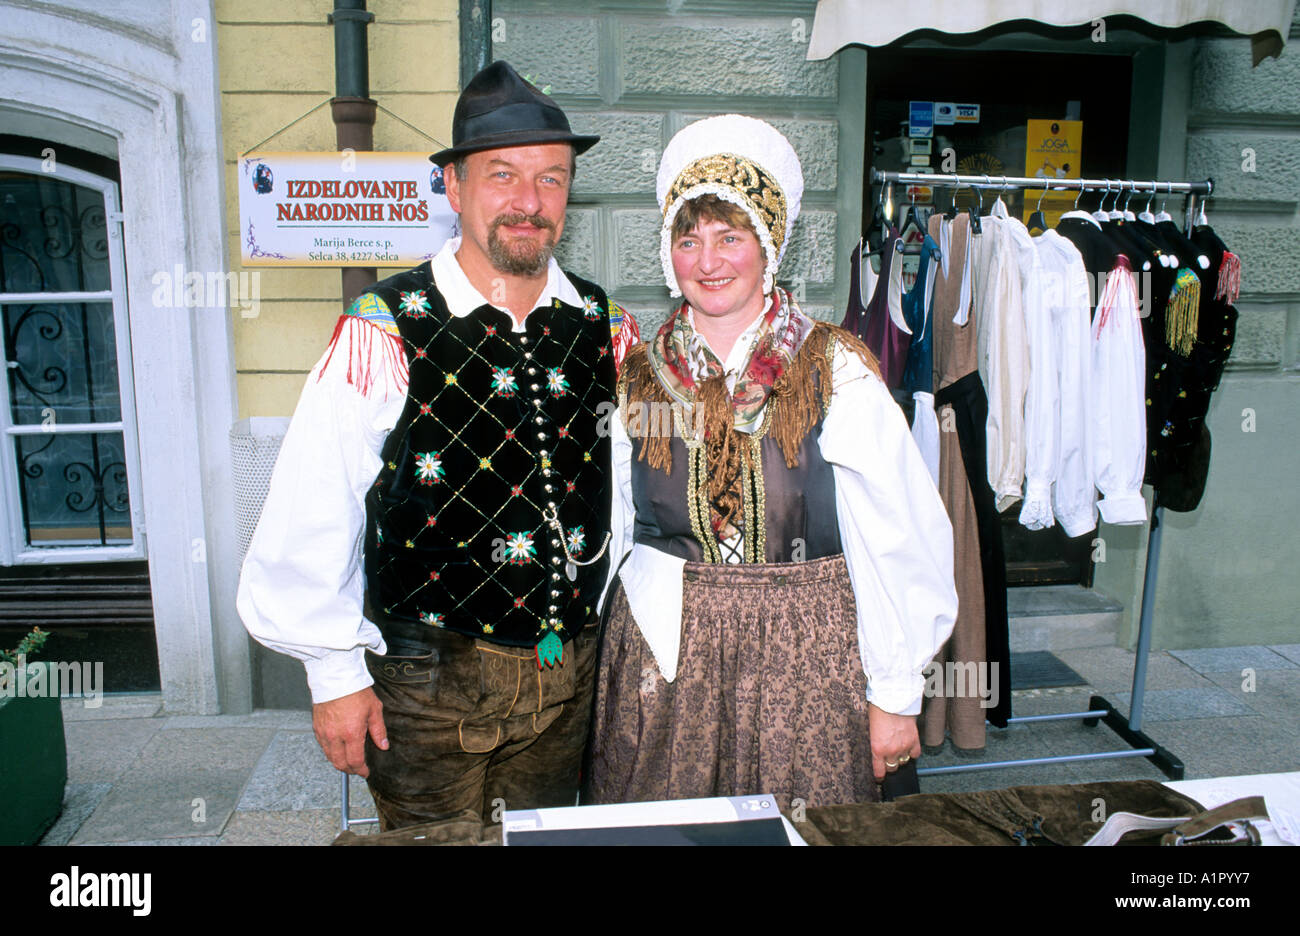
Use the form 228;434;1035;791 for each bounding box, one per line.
430;130;600;167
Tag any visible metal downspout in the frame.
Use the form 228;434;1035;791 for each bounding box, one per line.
329;0;377;307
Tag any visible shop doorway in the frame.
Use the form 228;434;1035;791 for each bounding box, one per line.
863;47;1135;587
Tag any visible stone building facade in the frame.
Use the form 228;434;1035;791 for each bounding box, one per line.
492;0;863;333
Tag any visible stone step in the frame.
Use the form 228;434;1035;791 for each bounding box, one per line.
1007;584;1123;653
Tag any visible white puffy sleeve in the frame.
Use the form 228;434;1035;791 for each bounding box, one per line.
818;338;959;716
236;305;406;704
1090;264;1149;525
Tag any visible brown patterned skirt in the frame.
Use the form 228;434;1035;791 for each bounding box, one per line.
586;553;878;811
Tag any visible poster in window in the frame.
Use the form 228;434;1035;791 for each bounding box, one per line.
1023;119;1082;227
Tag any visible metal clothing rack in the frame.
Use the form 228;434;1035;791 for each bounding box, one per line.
870;168;1215;781
872;169;1213;238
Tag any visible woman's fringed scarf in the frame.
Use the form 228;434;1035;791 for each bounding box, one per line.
621;288;879;549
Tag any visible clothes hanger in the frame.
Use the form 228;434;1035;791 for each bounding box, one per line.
1134;181;1179;268
1121;181;1138;221
934;179;964;278
1112;181;1168;269
967;180;983;235
1026;179;1050;234
1107;180;1128;221
1187;186;1232;280
1154;188;1210;269
1093;179;1114;222
1096;181;1156;271
898;184;926;247
1097;180;1159;269
990;175;1011;217
943;174;962;220
1176;192;1211;267
1137;182;1158;224
1091;179;1108;222
1058;182;1102;228
1155;182;1174;223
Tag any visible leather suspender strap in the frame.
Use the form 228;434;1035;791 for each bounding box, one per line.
1161;796;1270;846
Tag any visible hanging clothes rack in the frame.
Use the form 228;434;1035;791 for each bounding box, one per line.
872;169;1213;239
869;168;1216;782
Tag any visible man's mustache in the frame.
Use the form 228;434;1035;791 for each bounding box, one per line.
492;213;556;233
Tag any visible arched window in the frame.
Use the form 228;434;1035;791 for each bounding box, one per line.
0;155;143;563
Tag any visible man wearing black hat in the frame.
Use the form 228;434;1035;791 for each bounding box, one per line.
238;61;637;829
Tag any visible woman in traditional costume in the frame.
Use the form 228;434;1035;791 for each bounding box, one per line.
586;116;958;809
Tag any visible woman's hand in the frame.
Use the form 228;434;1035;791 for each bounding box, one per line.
868;703;922;781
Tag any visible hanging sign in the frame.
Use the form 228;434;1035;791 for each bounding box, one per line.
908;101;934;138
238;151;457;267
1023;119;1083;227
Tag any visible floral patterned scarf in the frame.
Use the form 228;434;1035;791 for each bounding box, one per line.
647;286;816;434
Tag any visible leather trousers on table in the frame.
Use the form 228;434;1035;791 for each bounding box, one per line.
363;621;598;831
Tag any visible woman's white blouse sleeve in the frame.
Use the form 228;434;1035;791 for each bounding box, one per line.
818;342;958;716
236;316;402;704
602;401;636;611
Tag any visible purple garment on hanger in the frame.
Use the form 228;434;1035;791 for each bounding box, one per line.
842;226;912;389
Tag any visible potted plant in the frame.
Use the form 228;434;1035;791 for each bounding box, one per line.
0;627;67;845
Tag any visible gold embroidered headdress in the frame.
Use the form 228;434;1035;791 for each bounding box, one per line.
656;115;805;297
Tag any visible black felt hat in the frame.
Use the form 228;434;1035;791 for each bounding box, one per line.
430;61;599;167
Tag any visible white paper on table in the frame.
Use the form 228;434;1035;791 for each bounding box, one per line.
1165;771;1300;847
503;794;806;845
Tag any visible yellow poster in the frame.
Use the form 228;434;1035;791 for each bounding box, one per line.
1023;120;1082;227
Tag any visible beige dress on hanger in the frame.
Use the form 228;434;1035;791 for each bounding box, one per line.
921;212;988;751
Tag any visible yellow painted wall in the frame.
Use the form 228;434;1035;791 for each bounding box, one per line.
216;0;460;417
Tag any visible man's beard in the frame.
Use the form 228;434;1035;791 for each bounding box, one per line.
487;213;557;276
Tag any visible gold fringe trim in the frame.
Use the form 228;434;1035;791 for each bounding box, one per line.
749;433;766;562
1166;269;1202;357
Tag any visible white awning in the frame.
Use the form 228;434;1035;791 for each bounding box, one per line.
806;0;1297;64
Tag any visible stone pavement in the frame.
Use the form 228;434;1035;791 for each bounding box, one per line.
38;643;1300;845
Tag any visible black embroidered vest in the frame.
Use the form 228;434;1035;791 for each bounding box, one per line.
362;263;616;648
